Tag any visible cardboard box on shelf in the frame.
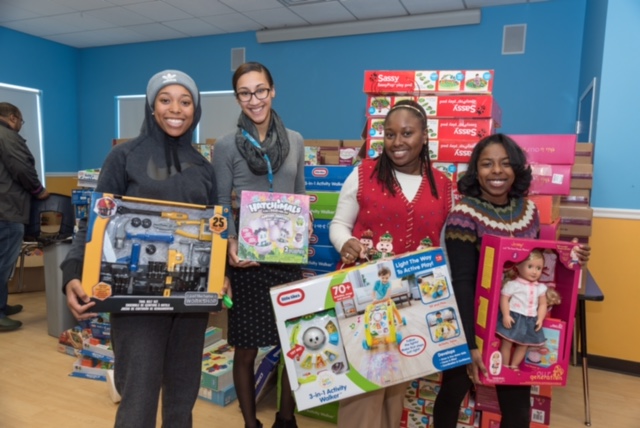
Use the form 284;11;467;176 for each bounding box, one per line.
509;134;577;165
574;142;594;164
363;70;494;95
80;192;229;312
560;188;591;207
571;164;594;189
528;195;560;225
559;206;593;225
368;117;495;142
270;247;472;410
529;164;572;196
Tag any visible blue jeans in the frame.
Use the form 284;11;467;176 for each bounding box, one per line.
0;221;24;318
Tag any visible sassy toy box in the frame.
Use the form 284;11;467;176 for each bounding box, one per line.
475;235;581;386
270;247;472;410
81;192;229;313
237;191;310;264
364;70;494;95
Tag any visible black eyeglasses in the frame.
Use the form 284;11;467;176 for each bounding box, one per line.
236;87;271;102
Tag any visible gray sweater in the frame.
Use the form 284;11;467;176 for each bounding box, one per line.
212;129;306;236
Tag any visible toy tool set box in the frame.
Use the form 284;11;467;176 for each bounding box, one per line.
270;248;472;410
81;192;229;312
475;235;581;386
237;191;310;264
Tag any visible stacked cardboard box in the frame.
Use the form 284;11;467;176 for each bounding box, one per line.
476;384;553;427
509;135;577;240
198;340;280;407
363;70;499;166
303;165;353;276
401;373;480;428
363;70;500;205
303;139;363;166
559;143;594;242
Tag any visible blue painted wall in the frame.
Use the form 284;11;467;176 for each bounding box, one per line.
0;27;79;173
3;0;599;197
591;0;640;209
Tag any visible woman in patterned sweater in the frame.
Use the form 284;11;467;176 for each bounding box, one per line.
432;134;590;428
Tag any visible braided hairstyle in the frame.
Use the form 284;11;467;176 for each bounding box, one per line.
373;99;439;199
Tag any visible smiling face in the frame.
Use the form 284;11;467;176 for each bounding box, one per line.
153;84;194;137
476;142;515;205
235;70;275;136
383;108;427;175
518;255;544;282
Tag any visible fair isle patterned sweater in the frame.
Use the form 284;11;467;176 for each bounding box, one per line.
444;196;539;349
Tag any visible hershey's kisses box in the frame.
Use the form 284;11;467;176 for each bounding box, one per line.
237;191;310;264
81;192;229;312
270;248;471;410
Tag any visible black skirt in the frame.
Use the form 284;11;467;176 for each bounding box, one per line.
227;263;302;348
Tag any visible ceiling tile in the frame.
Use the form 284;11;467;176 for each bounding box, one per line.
1;16;81;37
242;7;308;29
341;0;407;20
51;0;114;12
123;1;193;22
49;12;116;32
200;12;262;32
84;7;153;26
126;22;188;40
2;0;74;15
46;27;144;47
218;0;284;12
163;18;226;37
0;4;42;22
162;0;236;16
288;2;355;25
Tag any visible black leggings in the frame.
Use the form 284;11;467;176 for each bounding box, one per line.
433;365;531;428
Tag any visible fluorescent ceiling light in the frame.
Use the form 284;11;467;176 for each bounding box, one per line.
256;9;481;43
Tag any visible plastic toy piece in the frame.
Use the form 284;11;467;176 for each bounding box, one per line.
127;243;141;294
315;354;327;369
117;205;189;220
222;294;233;309
324;349;339;362
300;354;314;370
362;301;403;350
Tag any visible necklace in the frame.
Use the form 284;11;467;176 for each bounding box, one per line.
486;199;514;237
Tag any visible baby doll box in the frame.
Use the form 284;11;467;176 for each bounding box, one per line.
474;235;581;386
81;192;229;313
270;247;472;411
237;191;310;264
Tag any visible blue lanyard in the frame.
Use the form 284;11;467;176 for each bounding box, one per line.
242;129;274;192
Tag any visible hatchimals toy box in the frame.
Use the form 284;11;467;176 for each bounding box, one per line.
81;192;229;312
237;191;310;264
475;235;581;386
270;247;472;410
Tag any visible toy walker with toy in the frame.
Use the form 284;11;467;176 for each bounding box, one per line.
362;300;406;350
285;309;348;385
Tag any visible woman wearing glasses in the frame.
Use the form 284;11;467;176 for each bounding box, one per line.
212;62;306;428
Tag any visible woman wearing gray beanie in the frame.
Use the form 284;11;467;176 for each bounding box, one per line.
62;69;219;428
212;62;306;428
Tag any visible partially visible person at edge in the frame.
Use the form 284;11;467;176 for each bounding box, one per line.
61;70;221;428
212;61;307;428
432;133;590;428
0;102;49;332
329;99;452;428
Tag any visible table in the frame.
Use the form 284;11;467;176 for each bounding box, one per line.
576;269;604;427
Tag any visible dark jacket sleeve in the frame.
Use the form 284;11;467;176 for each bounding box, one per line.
445;236;480;350
60;147;129;292
2;133;45;196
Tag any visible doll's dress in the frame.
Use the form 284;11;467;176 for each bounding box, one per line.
495;278;547;346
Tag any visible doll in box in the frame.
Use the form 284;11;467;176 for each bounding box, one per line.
495;249;548;369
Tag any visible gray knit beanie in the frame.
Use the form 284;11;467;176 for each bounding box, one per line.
146;69;199;109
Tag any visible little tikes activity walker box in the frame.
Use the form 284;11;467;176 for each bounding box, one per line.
270;248;472;410
475;235;581;386
81;192;229;312
237;191;310;264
